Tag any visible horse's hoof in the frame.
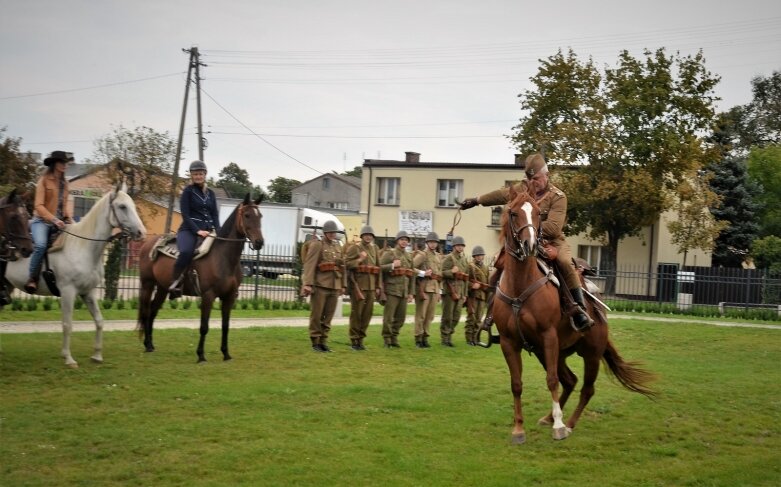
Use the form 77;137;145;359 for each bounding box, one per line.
66;363;79;369
511;432;527;445
223;356;233;362
197;358;207;364
90;357;104;364
144;347;155;353
552;426;571;440
537;416;553;426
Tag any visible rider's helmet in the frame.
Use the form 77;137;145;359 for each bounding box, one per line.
189;160;207;173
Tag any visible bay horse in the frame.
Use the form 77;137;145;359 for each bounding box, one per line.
137;194;264;363
484;182;655;444
4;183;147;367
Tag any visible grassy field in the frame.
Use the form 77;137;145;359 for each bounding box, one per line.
1;318;780;486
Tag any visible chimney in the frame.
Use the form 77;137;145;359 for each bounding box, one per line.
514;154;525;167
405;152;420;163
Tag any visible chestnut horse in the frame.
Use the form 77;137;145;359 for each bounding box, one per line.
0;189;34;305
137;194;264;363
484;183;655;444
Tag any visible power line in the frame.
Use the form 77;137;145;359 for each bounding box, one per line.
199;87;323;175
0;72;184;101
207;131;502;139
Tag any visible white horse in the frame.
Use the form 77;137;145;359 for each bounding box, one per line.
5;183;146;367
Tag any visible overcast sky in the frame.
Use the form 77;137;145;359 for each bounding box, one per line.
2;0;779;187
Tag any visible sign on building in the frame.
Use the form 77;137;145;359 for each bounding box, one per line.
399;210;433;238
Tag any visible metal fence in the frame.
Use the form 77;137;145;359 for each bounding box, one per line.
7;244;781;320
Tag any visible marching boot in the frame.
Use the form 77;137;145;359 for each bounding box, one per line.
571;287;595;331
422;337;431;348
168;268;185;300
311;336;322;352
351;339;364;351
320;338;332;352
390;336;401;349
356;338;366;351
384;337;393;349
415;337;425;349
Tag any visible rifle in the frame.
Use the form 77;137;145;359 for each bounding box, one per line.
445;278;459;301
349;269;365;301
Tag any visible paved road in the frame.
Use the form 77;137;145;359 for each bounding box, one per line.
1;313;779;334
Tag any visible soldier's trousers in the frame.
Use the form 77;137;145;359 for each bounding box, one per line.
308;286;340;340
349;289;374;340
382;294;407;341
465;299;485;338
414;292;437;339
552;238;580;289
440;294;462;340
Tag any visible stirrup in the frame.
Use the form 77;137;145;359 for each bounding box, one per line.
570;311;594;332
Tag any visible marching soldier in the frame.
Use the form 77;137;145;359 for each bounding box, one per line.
301;220;346;352
412;232;442;348
465;245;490;345
344;226;381;351
440;236;469;346
379;230;414;348
460;153;594;331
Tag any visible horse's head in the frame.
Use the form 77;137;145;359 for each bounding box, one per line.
0;189;33;259
237;193;264;251
108;185;147;241
501;181;540;261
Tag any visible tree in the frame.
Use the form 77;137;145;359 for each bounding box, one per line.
726;71;781;153
340;166;362;178
751;235;781;304
0;127;39;196
706;155;762;267
266;176;301;203
667;170;727;267
511;48;720;291
747;144;781;237
216;162;266;199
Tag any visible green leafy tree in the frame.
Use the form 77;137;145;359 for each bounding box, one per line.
340;166;362;178
747;145;781;238
726;71;781;153
0;127;39;196
266;176;301;203
217;162;266;199
667;170;728;267
511;48;720;291
751;235;781;304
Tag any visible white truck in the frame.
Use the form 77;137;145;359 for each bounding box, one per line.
218;203;345;278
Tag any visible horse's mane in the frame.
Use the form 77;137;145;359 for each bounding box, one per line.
218;203;239;239
65;190;122;251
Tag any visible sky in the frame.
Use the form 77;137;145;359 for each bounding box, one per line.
2;0;780;188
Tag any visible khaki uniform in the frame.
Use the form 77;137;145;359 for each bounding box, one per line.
379;247;414;345
440;250;469;342
479;182;579;289
412;248;442;342
344;240;380;342
302;237;346;342
465;260;490;341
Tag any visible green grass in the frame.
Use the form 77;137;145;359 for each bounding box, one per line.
1;319;780;486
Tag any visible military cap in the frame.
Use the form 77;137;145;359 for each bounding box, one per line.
472;245;485;256
452;235;465;246
524;153;548;179
425;232;440;242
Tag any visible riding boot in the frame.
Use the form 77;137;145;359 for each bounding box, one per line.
571;287;595;331
0;264;9;305
168;268;185;300
24;266;41;294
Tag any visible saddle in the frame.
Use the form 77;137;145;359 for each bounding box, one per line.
149;232;216;261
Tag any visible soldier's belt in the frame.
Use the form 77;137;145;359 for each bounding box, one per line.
454;271;470;282
391;268;415;277
356;264;380;274
429;274;443;281
318;262;338;272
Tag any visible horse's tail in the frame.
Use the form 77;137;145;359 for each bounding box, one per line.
602;338;657;398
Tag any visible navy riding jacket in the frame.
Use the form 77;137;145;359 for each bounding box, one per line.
178;184;221;234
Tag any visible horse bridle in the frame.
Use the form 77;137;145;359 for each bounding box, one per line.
505;206;538;262
0;199;32;261
209;203;259;243
60;191;132;242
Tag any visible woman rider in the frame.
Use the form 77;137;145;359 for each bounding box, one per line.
26;150;74;293
168;160;220;298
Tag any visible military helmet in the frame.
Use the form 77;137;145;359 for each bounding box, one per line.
359;225;375;237
452;235;466;246
425;231;439;242
189;160;208;173
322;220;339;233
395;230;410;241
524;153;547;179
472;245;485;256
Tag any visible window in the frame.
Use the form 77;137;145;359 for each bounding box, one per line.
377;177;400;205
327;202;349;209
577;245;610;274
491;207;502;226
437;179;463;207
322;177;330;190
73;196;96;219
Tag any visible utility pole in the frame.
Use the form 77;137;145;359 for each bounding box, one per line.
165;48;196;234
193;47;206;161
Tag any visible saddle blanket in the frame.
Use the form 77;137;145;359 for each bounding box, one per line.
149;232;217;261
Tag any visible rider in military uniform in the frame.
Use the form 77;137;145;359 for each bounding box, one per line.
379;230;414;348
344;225;380;351
439;235;469;347
301;220;346;352
460;153;594;331
465;245;490;345
412;231;442;348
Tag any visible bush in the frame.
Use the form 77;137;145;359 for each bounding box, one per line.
115;298;126;310
169;299;179;309
25;299;37;311
42;297;55;311
102;299;114;310
74;297;84;310
129;297;139;310
11;298;23;311
182;299;192;310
